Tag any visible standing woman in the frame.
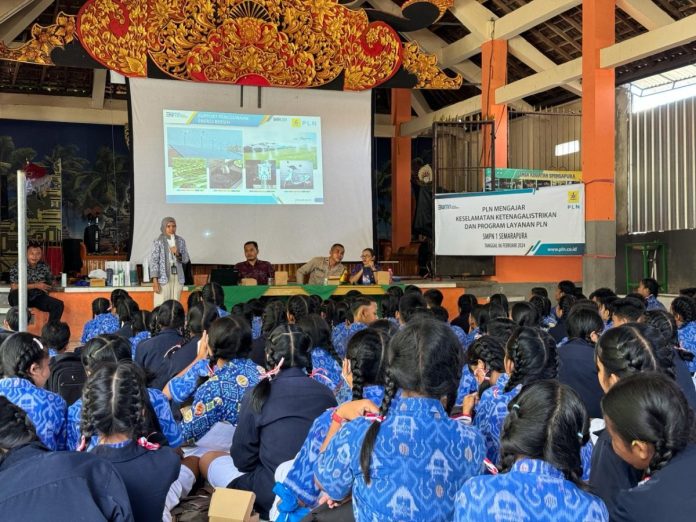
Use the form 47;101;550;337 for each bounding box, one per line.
149;217;189;306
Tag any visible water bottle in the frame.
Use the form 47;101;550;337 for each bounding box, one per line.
106;268;114;286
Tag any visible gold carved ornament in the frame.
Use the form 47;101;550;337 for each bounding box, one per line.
0;13;76;65
402;41;462;90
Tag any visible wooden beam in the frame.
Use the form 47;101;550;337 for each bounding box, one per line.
400;95;481;137
494;0;582;40
411;90;431;117
616;0;673;30
601;12;696;69
496;57;582;104
0;93;128;125
0;0;53;44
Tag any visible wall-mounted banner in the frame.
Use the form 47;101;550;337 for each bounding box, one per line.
435;184;585;256
484;168;582;190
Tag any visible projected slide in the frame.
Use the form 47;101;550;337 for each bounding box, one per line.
163;111;323;204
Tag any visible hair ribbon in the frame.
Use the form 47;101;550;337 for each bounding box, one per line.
260;357;285;381
137;437;161;451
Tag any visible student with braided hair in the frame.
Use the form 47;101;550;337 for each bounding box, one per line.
530;294;555;329
274;327;391;521
201;324;336;519
671;295;696;372
456;335;506;405
113;295;141;338
462;327;559;465
0;332;67;450
0;396;133;521
456;380;608;521
81;361;180;522
286;294;310;324
135;299;185;389
296;314;346;401
66;334;182;451
590;323;679;513
249;299;288;367
602;372;696;521
315;318;485;522
549;293;577;344
640;310;696;408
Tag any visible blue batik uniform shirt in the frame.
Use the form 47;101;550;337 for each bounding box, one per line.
81;312;120;343
475;376;593;479
645;294;666;311
678;321;696;373
455;458;609;522
316;397;485;522
455;365;479;405
169;358;263;443
67;387;183;450
331;322;368;359
279;386;386;512
0;377;67;450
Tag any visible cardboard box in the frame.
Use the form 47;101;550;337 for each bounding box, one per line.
375;271;391;285
89;278;106;287
274;271;288;286
208;488;259;522
240;278;258;286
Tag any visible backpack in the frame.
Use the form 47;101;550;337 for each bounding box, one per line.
47;353;87;405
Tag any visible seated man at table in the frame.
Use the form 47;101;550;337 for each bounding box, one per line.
296;243;345;285
9;239;64;322
234;241;275;285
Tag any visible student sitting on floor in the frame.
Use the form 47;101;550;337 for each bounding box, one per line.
274;327;391;521
113;295;140;338
81;297;120;344
41;320;71;358
163;316;263;449
296;314;346;401
589;323;685;513
201;324;337;520
610;296;645;327
166;301;219;378
135;300;185;389
67;334;182;451
549;294;577;345
557;306;606;419
332;297;377;358
456;335;506;406
602;372;696;522
315;318;485;522
81;361;180;522
0;396;133;521
671;295;696;372
455;380;608;521
0;332;66;450
461;327;558;465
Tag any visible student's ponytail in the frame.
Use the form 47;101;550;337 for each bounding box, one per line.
251;325;312;413
359;318;462;484
500;380;588;490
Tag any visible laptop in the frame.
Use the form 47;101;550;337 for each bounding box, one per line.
209;268;240;286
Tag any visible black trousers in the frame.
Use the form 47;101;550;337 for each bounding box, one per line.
8;289;64;322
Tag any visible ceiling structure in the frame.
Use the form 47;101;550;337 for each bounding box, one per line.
1;0;696;135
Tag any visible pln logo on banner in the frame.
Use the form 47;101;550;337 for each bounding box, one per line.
567;189;581;209
291;118;302;128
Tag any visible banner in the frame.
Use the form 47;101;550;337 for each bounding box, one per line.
484;168;582;190
435;184;585;256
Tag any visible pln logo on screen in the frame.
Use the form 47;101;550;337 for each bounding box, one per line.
290;118;302;128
